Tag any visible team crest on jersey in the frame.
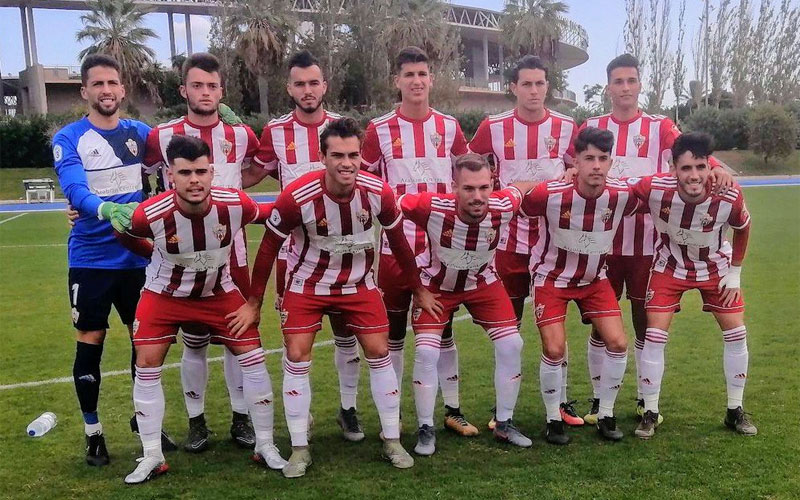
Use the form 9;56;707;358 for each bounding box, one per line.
700;212;714;226
357;209;370;225
504;139;515;148
600;208;613;223
544;135;557;152
280;309;289;326
534;303;545;319
53;145;63;162
429;132;442;149
213;223;227;241
392;137;403;148
412;307;422;321
287;141;296;151
220;139;233;156
168;234;180;244
125;138;138;156
633;134;646;148
486;228;496;243
645;289;655;303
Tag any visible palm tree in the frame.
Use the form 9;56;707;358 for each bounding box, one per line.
501;0;568;63
219;0;296;115
381;0;453;60
76;0;158;95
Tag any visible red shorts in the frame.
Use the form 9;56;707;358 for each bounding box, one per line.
280;288;389;335
495;250;531;300
276;256;287;299
645;271;745;314
605;255;654;302
532;276;622;327
133;290;261;347
412;281;517;330
378;252;414;313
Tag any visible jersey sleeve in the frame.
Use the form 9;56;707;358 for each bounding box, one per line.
727;187;751;229
564;123;578;166
143;128;165;175
241;125;261;169
467;118;493;155
52;131;105;217
253;125;279;174
376;182;403;228
627;175;654;202
398;192;431;227
361;122;383;172
238;190;260;224
451;120;469;156
494;187;523;212
126;204;153;239
265;190;302;239
519;182;549;217
659;118;682;165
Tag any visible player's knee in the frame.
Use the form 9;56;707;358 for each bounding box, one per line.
542;343;565;361
362;345;389;359
284;345;311;363
605;336;628;353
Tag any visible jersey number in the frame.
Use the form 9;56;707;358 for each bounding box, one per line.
71;283;79;306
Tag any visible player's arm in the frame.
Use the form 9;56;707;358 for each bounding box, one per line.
518;182;549;218
562;124;579;181
360;122;383;173
466;118;492;156
719;192;751;307
451;120;469;156
115;204;154;258
241;126;272;188
509;181;539;196
252;125;280;181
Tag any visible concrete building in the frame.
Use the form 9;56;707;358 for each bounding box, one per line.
0;0;588;116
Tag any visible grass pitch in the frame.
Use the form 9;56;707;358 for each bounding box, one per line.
0;187;798;499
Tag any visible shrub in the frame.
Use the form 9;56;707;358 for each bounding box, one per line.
749;104;797;165
0;116;54;168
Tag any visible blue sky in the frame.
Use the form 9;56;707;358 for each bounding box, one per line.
0;0;711;105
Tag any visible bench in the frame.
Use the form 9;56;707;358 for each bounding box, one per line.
23;178;56;203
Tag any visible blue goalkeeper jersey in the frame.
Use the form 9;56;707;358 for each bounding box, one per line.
52;116;149;269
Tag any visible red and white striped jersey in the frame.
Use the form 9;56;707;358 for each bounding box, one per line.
361;107;468;261
582;111;681;256
629;174;750;281
127;188;259;298
144;116;260;190
520;179;641;287
468;108;578;254
400;187;522;292
253;110;343;190
264;169;401;295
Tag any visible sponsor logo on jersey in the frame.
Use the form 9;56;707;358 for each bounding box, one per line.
504;139;515;148
287;141;296;151
88;148;102;157
194;252;211;268
220;139;233;156
442;229;453;238
535;303;545;319
544;135;557;152
213;223;227;241
700;212;714;226
633;134;646;148
53;145;63;162
601;208;613;223
357;208;370;225
486;228;496;243
168;235;180;244
126;138;138;156
392;137;403;148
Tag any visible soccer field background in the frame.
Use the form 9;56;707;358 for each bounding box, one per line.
0;187;798;499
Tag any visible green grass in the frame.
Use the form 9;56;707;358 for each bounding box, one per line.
715;149;800;176
1;187;799;499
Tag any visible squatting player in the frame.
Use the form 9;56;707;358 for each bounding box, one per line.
144;52;261;452
519;127;641;444
400;154;536;455
361;46;477;436
229;117;442;478
52;54;174;466
630;132;757;439
468;55;583;428
254;50;364;441
120;135;286;484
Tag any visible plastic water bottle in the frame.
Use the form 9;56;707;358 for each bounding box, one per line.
27;412;57;437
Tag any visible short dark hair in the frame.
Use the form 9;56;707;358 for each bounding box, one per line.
606;53;640;81
81;54;121;85
181;52;221;84
454;153;491;174
287;50;324;78
166;135;211;165
574;127;615;154
671;132;714;163
510;55;548;83
395;46;429;73
320;117;363;155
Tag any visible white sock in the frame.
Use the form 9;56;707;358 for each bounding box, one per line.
640;328;669;413
587;336;605;399
598;349;628;419
236;348;274;448
133;366;164;459
540;354;563;422
334;335;360;410
224;348;248;414
180;340;208;418
722;326;748;409
634;337;645;401
367;355;401;440
561;341;569;404
282;357;312;447
413;333;441;427
488;327;523;422
388;338;405;398
84;422;103;436
437;335;460;409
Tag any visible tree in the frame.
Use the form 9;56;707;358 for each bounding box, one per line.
217;0;296;115
749;103;797;165
501;0;568;64
729;0;752;107
708;0;732;108
645;0;672;112
672;0;687;120
75;0;158;98
583;83;610;114
623;0;647;71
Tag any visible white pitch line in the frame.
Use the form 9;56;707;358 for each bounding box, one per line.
0;213;28;225
0;310;483;391
0;243;67;249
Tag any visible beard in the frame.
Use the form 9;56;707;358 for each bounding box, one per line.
187;99;217;117
91;99;120;117
292;95;322;114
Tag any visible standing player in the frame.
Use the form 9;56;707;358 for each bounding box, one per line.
630;133;757;439
361;46;477;436
519;127;641;444
120;135;286;484
143;53;261;452
400;154;535;455
52;54;175;466
468;55;583;428
253;51;364;441
229;118;442;478
580;54;732;424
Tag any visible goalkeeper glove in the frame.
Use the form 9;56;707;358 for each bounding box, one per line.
98;202;138;232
